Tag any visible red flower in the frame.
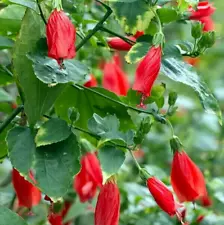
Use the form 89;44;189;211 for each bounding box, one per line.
200;16;215;31
201;195;212;207
48;213;63;225
84;74;98;87
196;215;205;224
74;152;103;202
133;46;162;99
107;31;144;51
95;179;120;225
12;168;41;208
46;10;76;61
103;55;129;96
189;1;215;20
147;177;178;216
184;57;200;67
171;151;207;203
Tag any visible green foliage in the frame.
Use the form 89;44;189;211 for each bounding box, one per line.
98;145;126;174
13;9;65;126
35;118;71;147
34;134;80;200
0;206;28;225
7;126;35;175
0;88;13;102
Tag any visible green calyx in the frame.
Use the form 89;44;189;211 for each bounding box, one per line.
152;32;164;47
139;168;151;181
170;136;182;153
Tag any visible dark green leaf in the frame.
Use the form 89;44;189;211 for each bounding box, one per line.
157;8;178;23
13;9;65;126
98;145;125;174
0;88;14;102
34;134;80;200
0;36;14;49
27;54;89;84
0;206;28;225
35;118;71;147
9;0;39;12
55;86;135;131
161;58;222;124
110;0;155;33
6;127;35;174
88;113;134;145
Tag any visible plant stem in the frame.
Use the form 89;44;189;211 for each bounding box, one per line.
166;119;175;137
36;0;47;25
151;8;162;34
76;1;112;52
0;105;24;134
73;84;166;124
129;149;142;171
9;193;16;210
100;27;136;45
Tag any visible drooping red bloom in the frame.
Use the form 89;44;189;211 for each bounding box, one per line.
95;179;120;225
46;9;76;61
147;177;178;216
84;74;98;87
171;150;207;203
74;152;103;202
199;16;215;31
189;1;215;20
107;31;144;51
12;168;41;208
103;55;130;96
133;46;162;99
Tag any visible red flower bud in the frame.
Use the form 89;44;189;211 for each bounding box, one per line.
201;195;212;207
74;152;103;202
12;168;41;208
46;10;76;61
189;1;215;20
133;46;162;100
147;177;178;216
184;57;200;67
196;215;205;224
95;179;120;225
84;74;98;87
200;16;215;31
103;55;129;96
107;37;135;51
48;213;63;225
171;151;207;202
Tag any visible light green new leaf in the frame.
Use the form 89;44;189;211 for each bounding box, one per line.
157;8;178;23
161;58;222;124
27;54;89;84
34;134;80;200
9;0;39;12
13;9;65;126
98;145;125;174
110;0;155;33
0;206;28;225
35;118;71;147
7;127;35;175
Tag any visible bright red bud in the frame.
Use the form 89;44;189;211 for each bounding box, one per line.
95;179;120;225
147;177;178;216
74;152;103;202
171;151;207;203
46;10;76;61
84;74;98;87
189;1;215;20
201;195;212;207
12;168;41;208
48;213;63;225
196;215;205;224
107;37;135;51
103;55;129;96
133;46;162;99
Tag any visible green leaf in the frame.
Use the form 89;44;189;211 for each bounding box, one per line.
98;145;125;174
35;118;71;147
9;0;39;12
0;88;14;102
27;54;89;84
0;36;14;49
157;8;178;23
6;127;35;175
13;9;65;126
161;58;222;124
55;86;135;131
110;0;155;33
0;206;28;225
34;134;80;200
88;113;134;145
125;42;151;64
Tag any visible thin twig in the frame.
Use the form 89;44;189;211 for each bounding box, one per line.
36;0;47;25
